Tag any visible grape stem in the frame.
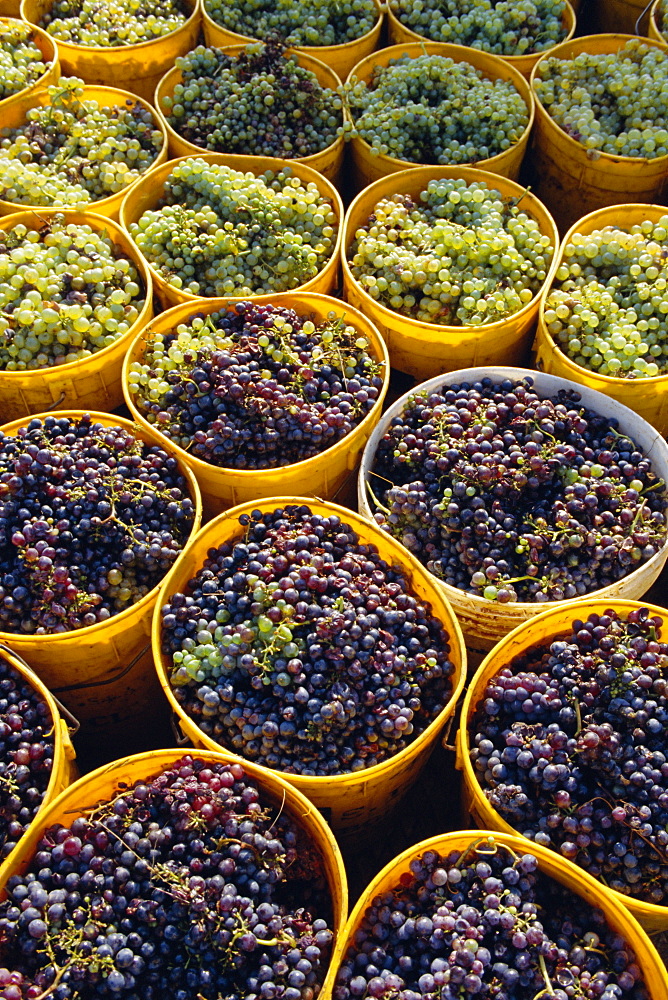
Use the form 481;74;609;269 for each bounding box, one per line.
365;478;390;515
533;953;556;997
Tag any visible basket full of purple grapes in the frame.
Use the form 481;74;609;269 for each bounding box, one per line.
124;297;387;475
459;600;668;926
0;750;345;1000
153;499;464;828
358;368;668;651
331;831;664;1000
0;412;198;636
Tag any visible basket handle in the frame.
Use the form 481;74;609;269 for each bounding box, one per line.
170;713;193;747
636;0;654;33
0;643;80;736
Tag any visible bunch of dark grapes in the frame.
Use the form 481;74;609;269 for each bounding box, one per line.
0;754;334;1000
367;376;667;602
160;504;455;775
471;606;668;905
333;838;648;1000
0;651;55;861
162;41;343;158
0;414;196;635
126;301;384;470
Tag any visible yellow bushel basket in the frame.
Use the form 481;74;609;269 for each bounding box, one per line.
0;208;154;423
456;598;668;931
151;497;466;836
344;42;534;192
121;293;390;520
357;367;668;660
119;153;343;310
341;166;559;382
0;84;168;221
201;0;384;82
0;410;202;733
534;203;668;436
20;0;201;104
530;34;668;235
325;830;668;997
0;0;20;13
385;1;577;81
649;0;666;40
0;17;59;112
0;748;348;997
0;643;78;881
154;47;345;186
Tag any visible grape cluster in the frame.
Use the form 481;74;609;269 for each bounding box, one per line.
0;78;164;208
162;41;342;158
389;0;568;54
534;38;668;158
471;607;668;906
128;158;338;296
38;0;188;46
333;839;648;1000
0;652;54;862
344;54;529;164
543;216;668;379
0;414;196;635
126;301;383;470
0;22;48;101
160;504;455;775
203;0;378;46
0;754;334;1000
0;215;145;371
348;178;553;326
368;376;668;602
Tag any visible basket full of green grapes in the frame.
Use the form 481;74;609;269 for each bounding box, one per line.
22;0;201;103
0;17;59;108
535;204;668;436
386;0;576;78
119;153;342;308
343;41;534;188
0;76;167;219
530;34;668;232
0;208;153;421
201;0;383;80
341;166;558;380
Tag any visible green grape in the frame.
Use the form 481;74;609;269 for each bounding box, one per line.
348;176;553;326
345;53;529;164
39;0;188;46
543;215;668;378
203;0;378;45
164;41;342;157
389;0;568;55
